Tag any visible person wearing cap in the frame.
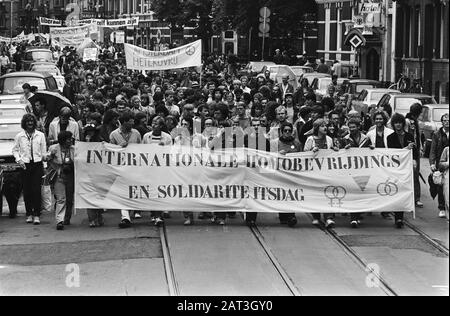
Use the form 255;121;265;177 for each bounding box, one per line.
48;107;80;146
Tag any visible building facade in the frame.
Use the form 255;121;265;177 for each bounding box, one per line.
315;0;397;82
394;0;449;103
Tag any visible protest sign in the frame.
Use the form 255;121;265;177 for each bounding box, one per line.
39;17;63;26
75;144;414;214
124;40;202;71
83;47;98;61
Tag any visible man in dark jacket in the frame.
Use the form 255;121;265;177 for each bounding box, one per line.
405;103;423;208
387;113;418;228
429;113;449;217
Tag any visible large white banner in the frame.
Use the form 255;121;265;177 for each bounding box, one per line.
124;40;202;71
50;24;97;47
75;143;414;213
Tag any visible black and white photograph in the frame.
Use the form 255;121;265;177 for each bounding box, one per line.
0;0;448;300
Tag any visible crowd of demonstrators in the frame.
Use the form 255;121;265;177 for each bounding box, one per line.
3;39;439;230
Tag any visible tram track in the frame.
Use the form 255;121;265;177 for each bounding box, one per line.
159;224;179;296
247;223;302;296
305;214;398;296
403;218;449;256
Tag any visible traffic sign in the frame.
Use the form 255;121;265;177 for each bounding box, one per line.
258;32;269;38
259;7;271;18
259;23;270;33
259;17;271;22
349;34;363;48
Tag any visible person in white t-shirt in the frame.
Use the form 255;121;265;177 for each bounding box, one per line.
142;116;173;226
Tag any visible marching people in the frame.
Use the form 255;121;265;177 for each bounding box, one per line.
271;121;301;227
343;117;373;228
12;114;47;225
109;111;142;228
48;107;80;146
387;113;418;228
429;113;449;218
440;146;449;220
2;37;427;231
47;131;75;230
304;118;339;228
367;110;394;219
405;103;424;208
142;116;173;226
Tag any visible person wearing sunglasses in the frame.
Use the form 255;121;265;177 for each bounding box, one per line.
270;122;301;227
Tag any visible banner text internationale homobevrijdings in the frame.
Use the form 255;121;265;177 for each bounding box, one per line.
75;143;414;214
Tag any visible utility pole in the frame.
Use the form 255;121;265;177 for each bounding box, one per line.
10;0;13;39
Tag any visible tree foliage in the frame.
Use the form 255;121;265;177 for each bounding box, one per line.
212;0;317;36
151;0;213;38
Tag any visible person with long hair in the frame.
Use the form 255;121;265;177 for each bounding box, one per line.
387;113;417;228
304;118;339;228
12;114;47;225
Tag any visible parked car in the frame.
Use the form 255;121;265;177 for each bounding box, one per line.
418;104;449;157
345;79;383;98
301;72;331;87
30;62;66;92
22;48;55;71
376;93;437;116
239;61;276;77
311;77;349;101
290;65;314;82
355;88;401;108
0;104;32;175
262;65;298;90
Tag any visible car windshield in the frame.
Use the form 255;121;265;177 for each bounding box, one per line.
1;77;46;94
291;67;312;76
370;92;388;103
433;108;449;122
32;65;60;76
319;78;332;90
252;63;274;72
0;108;26;140
356;84;378;93
25;51;53;61
395;98;435;114
0;123;22;140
